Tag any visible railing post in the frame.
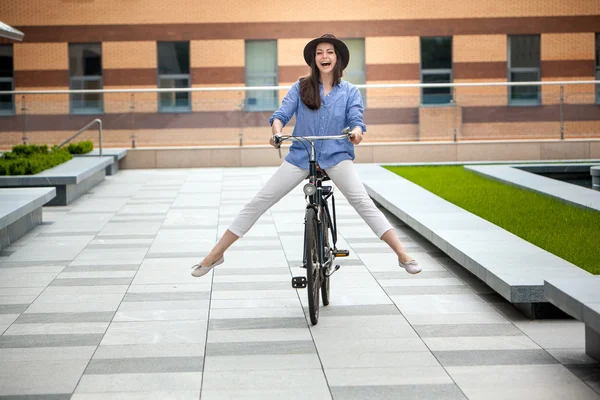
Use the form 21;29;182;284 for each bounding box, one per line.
21;95;28;144
559;85;565;140
129;94;136;148
239;93;244;147
98;119;103;156
451;87;457;142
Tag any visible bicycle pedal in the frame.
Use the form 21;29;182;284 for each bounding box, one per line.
291;276;307;289
333;249;350;257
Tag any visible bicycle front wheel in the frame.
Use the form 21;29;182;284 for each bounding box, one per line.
304;207;320;325
321;210;331;306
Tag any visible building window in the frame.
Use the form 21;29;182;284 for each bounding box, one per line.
596;33;600;104
69;43;103;114
0;45;14;115
157;42;191;112
508;35;541;106
420;37;453;105
343;39;366;103
245;40;278;111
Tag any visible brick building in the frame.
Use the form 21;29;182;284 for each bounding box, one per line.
0;0;599;148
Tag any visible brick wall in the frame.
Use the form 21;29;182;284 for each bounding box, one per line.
0;0;598;148
4;0;599;25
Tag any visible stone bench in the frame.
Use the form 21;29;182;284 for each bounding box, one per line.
355;164;592;318
73;148;127;176
592;166;599;191
544;278;600;361
0;187;56;250
0;156;113;206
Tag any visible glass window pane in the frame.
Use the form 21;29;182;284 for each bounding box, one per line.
509;71;540;102
158;42;190;75
70;79;103;112
344;39;365;80
509;35;540;68
0;45;13;78
69;44;102;77
159;78;190;109
245;41;277;75
421;37;452;70
245;76;277;110
422;73;452;104
0;80;13;112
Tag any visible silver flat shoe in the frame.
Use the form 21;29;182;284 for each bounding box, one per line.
399;259;421;274
191;256;224;278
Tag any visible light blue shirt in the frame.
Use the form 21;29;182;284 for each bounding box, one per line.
269;79;367;170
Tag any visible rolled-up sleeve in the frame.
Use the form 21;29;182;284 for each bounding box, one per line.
269;81;300;127
346;86;367;133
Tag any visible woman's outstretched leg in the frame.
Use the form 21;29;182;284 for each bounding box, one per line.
198;229;239;267
325;160;420;273
192;161;307;276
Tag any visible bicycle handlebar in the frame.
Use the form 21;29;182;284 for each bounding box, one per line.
272;127;352;147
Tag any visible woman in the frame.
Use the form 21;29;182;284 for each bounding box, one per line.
191;34;420;277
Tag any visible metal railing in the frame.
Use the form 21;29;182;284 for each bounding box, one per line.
3;79;598;94
56;118;103;156
1;80;598;147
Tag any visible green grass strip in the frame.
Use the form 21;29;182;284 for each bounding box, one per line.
384;165;600;275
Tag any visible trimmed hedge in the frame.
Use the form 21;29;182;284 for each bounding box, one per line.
67;140;94;155
0;144;73;176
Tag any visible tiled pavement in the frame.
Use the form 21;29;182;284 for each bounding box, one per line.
0;166;599;399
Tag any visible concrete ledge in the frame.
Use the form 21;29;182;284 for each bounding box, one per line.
544;277;600;360
0;157;112;205
355;164;592;317
74;149;127;175
0;187;56;250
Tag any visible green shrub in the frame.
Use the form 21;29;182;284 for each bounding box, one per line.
0;145;72;176
11;144;49;157
67;140;94;154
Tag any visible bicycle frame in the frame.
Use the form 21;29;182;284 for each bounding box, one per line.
306;159;335;274
274;132;349;272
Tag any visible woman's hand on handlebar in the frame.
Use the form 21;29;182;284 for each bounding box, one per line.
349;127;363;145
270;133;281;148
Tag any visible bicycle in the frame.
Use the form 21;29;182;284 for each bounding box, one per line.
272;128;352;325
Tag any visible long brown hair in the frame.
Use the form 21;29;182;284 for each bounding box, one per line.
299;46;343;110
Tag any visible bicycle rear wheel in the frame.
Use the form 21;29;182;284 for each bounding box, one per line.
304;207;320;325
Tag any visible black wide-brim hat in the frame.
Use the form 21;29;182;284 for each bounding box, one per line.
303;34;350;70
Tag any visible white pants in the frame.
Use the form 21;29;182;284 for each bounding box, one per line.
228;160;394;239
